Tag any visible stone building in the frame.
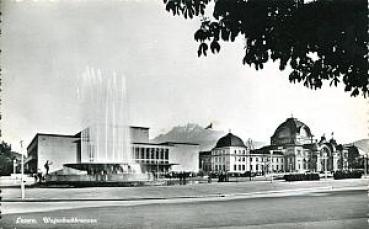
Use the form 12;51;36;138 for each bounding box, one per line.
261;117;348;172
210;132;284;175
210;117;349;174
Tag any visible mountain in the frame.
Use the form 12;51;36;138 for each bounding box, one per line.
152;123;267;151
350;139;369;155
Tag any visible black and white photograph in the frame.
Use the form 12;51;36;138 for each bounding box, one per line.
0;0;368;228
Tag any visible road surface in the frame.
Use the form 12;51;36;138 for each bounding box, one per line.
2;189;368;229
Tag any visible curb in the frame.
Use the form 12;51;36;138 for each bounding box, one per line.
2;185;367;203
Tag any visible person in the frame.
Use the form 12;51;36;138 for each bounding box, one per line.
44;160;50;175
37;169;42;183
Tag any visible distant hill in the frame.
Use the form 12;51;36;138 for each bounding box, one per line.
152;123;267;151
350;139;369;155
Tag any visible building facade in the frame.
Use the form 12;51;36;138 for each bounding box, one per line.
210;117;349;174
26;126;199;175
210;133;284;174
266;117;348;172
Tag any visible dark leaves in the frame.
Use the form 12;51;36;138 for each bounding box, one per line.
164;0;369;97
210;40;220;53
198;42;208;57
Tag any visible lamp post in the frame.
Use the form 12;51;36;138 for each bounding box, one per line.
324;152;328;180
20;140;25;200
13;159;16;175
270;150;274;183
364;154;367;177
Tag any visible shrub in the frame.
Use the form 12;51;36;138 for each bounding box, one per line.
284;173;320;182
333;171;363;179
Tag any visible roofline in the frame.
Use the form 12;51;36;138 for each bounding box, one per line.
129;126;150;129
161;142;199;146
27;133;79;150
132;142;173;146
212;145;247;150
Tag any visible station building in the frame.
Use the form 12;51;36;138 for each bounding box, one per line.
210;117;349;174
25;126;199;175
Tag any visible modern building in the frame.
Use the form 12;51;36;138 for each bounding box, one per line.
210;117;349;174
199;151;212;173
26;126;199;175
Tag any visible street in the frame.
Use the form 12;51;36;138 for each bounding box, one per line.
2;190;367;229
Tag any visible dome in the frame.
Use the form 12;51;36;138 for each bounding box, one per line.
272;117;312;138
215;133;246;148
271;117;313;145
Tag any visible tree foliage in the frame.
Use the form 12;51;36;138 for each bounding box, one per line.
163;0;368;97
0;141;17;176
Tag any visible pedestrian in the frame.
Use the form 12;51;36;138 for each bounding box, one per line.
44;160;50;175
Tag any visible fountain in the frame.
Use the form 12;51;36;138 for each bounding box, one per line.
78;67;130;164
44;67;150;186
77;67;144;174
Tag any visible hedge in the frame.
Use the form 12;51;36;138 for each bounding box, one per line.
284;173;320;182
333;171;362;179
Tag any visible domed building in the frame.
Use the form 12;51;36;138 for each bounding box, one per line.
210;117;349;175
257;117;349;172
271;117;314;145
211;132;248;173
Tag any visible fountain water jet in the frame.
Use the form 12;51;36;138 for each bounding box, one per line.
77;67;140;174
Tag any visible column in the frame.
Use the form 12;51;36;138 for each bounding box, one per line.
316;155;321;172
332;153;338;171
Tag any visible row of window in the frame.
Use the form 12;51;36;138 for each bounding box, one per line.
213;156;284;163
134;159;169;165
133;147;169;160
212;149;247;155
213;164;284;172
251;157;283;163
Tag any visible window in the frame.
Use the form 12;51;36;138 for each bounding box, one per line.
238;165;241;171
242;157;245;162
151;149;155;159
165;149;169;160
146;149;150;160
276;165;279;170
256;165;259;170
250;165;253;171
256;158;259;162
250;157;253;162
156;149;160;159
234;150;237;154
242;165;245;170
234;165;237;171
243;150;245;154
135;149;139;159
160;150;164;159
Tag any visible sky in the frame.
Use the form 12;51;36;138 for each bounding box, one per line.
1;0;368;153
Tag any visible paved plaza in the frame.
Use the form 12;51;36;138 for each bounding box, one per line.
1;189;368;229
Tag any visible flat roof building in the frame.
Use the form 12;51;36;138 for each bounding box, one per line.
26;126;199;175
